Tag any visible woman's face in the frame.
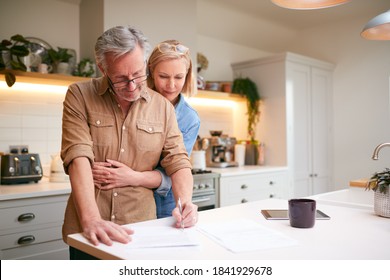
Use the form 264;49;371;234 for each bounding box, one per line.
152;57;187;105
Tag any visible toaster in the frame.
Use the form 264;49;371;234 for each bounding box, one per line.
0;153;43;184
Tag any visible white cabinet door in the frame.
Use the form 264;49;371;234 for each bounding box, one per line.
288;61;332;197
311;67;332;195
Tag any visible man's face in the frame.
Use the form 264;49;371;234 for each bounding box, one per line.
104;45;147;102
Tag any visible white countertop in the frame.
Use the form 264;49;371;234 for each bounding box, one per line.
67;188;390;260
0;177;71;201
310;187;374;209
209;165;288;176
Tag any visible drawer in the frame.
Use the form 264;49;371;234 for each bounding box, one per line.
0;239;68;260
0;225;62;250
223;173;286;195
0;200;67;232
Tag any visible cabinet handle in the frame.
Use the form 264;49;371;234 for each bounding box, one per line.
18;213;35;222
269;194;274;198
241;199;248;203
241;184;248;189
17;235;36;245
269;181;274;185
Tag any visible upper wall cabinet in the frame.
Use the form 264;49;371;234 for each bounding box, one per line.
232;52;334;197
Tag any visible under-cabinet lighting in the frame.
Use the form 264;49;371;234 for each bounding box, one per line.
185;97;238;108
0;81;68;94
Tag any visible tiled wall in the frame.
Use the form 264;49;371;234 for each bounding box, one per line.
0;87;245;173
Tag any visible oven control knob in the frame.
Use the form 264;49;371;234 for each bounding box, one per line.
193;184;198;190
198;183;205;189
205;183;210;189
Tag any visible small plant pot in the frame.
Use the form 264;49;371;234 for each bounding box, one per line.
374;190;390;218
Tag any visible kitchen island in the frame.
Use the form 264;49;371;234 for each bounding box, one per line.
67;187;389;260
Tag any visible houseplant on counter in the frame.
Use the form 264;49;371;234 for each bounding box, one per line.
366;168;390;218
0;34;31;87
231;77;262;164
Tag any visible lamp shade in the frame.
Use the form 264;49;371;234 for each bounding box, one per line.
361;10;390;40
271;0;351;10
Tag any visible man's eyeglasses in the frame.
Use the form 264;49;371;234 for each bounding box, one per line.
108;74;148;89
157;43;189;55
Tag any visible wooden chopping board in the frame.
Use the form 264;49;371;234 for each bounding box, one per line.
349;178;368;188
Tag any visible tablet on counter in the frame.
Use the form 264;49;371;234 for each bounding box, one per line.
261;209;331;220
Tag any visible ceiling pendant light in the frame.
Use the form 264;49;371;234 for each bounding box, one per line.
271;0;351;10
361;10;390;40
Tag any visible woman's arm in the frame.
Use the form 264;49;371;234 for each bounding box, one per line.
92;159;162;190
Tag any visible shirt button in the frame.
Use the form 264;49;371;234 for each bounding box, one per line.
120;148;125;153
122;125;125;130
96;120;101;125
113;192;118;197
148;127;153;132
111;215;115;220
117;104;121;108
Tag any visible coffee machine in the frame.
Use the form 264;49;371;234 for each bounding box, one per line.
205;131;239;168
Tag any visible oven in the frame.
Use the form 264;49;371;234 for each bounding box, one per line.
191;169;220;211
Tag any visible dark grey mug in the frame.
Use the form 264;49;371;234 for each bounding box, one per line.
288;199;316;228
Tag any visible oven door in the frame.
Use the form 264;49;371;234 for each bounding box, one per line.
192;193;216;211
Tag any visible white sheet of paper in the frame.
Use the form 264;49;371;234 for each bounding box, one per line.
125;225;200;250
198;219;298;253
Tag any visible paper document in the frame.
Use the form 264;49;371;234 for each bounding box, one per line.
125;225;200;250
198;219;298;253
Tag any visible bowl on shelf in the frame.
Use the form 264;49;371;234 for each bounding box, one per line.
210;130;223;137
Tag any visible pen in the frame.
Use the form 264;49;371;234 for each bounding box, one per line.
178;197;184;230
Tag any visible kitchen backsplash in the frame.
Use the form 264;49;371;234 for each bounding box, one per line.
0;87;242;170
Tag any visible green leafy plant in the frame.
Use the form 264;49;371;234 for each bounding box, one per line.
48;47;73;64
73;58;95;77
232;77;261;142
0;34;31;87
366;168;390;194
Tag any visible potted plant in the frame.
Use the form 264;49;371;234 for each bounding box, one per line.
231;77;261;142
232;77;261;165
48;47;73;74
0;34;31;87
73;58;95;77
366;168;390;218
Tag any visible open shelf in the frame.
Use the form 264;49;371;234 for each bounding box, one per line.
0;70;90;87
196;90;245;101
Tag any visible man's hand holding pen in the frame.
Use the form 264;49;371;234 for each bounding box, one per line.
173;198;198;229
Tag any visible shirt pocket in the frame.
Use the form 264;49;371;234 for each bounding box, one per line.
136;120;164;151
88;113;115;146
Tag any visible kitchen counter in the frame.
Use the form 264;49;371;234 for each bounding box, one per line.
0;177;71;201
209;165;288;177
67;187;390;260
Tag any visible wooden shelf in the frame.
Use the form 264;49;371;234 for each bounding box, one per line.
196;89;246;101
1;72;246;102
0;70;90;87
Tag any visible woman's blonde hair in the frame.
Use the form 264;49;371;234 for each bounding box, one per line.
147;40;194;96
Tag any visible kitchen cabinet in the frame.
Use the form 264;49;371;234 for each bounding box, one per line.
232;52;334;197
216;167;288;207
0;181;70;260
